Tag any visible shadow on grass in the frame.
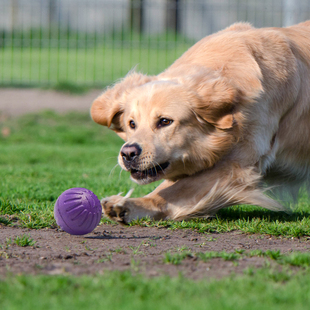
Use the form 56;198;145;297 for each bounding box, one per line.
217;207;310;224
126;206;310;237
0;216;11;225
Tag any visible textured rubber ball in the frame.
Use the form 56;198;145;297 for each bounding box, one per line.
54;188;102;235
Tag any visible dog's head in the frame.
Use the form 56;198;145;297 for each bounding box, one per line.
91;70;260;184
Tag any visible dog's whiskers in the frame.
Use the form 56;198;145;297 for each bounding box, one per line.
109;163;120;178
106;156;119;161
153;160;166;176
151;161;158;176
118;168;124;180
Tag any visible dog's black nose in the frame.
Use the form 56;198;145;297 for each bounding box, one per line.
121;143;142;163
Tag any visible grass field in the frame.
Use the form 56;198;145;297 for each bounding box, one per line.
0;43;190;87
1;269;310;310
1;110;310;309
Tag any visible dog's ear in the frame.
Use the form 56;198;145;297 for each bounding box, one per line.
191;74;262;130
91;72;155;140
193;78;237;130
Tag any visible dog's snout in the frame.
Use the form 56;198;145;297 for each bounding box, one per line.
121;143;142;163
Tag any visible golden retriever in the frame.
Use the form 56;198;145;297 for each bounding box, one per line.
91;21;310;224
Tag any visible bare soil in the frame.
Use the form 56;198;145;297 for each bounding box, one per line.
1;88;310;279
1;224;310;279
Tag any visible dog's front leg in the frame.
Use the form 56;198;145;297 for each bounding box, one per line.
101;168;244;224
101;167;235;224
101;164;284;224
101;180;173;224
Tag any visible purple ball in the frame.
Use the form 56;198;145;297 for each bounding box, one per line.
54;188;102;235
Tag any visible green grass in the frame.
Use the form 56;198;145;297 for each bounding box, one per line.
1;234;36;250
0;44;190;87
164;251;194;265
128;210;310;237
164;249;310;268
0;110;310;235
1;270;310;310
4;234;36;247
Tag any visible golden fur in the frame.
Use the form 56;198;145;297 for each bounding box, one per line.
91;21;310;224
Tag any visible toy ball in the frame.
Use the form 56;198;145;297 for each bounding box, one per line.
54;188;102;235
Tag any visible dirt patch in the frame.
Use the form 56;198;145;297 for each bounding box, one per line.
0;88;102;117
1;224;310;279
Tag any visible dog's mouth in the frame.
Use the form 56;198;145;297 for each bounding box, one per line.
130;162;170;182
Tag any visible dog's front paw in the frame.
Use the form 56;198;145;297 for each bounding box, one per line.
101;190;134;224
101;189;165;224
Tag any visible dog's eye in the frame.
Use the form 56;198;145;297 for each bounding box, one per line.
158;118;173;128
129;120;136;129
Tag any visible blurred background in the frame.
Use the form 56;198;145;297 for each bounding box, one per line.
1;0;310;89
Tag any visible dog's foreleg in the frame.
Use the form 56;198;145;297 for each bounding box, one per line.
101;180;172;224
101;165;284;224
